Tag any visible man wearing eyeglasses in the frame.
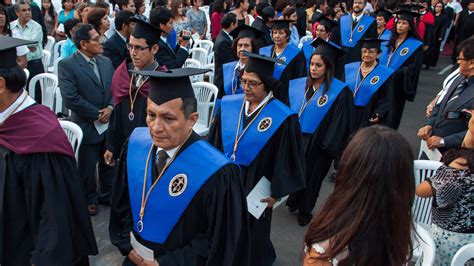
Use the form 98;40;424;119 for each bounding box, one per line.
104;19;167;173
58;23;115;215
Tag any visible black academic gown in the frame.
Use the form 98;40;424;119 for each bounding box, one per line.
286;85;354;214
208;98;306;266
424;12;449;67
109;132;250;266
385;45;423;129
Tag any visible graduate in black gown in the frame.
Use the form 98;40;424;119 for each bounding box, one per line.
344;38;395;129
208;52;306;266
379;10;424;129
376;9;394;41
105;19;166;165
301;17;338;70
109;68;250;266
259;20;307;105
286;38;354;226
424;2;449;68
0;36;97;265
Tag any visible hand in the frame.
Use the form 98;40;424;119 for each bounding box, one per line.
178;30;191;47
261;197;278;208
468;109;474;135
368;115;380;124
427;136;444;149
423;45;429;51
138;259;159;266
104;150;115;166
98;107;112;123
417;125;433;140
128;249;143;265
426;104;435;117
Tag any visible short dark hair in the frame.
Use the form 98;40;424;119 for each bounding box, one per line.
256;1;269;15
64;18;80;38
150;7;173;28
87;7;108;33
93;1;110;9
115;10;134;30
116;0;130;10
315;0;326;8
442;148;474;172
0;66;26;93
73;23;95;49
181;97;197;118
221;12;236;28
458;37;474;60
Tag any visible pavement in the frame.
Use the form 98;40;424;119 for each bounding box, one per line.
89;56;455;265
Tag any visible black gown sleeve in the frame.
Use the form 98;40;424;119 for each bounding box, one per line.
18;153;98;265
373;79;392;121
394;46;424;102
207;109;224;151
106;104;120;156
278;52;308;105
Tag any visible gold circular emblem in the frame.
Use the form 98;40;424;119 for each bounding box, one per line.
370;76;380;85
357;25;364;32
257;117;272;132
400;47;409;56
317;95;328;107
169;174;187;197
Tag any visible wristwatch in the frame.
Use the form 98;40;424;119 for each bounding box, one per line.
440;138;445;146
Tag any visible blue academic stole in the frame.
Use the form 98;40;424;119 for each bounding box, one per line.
344;62;394;107
379;37;422;70
302;43;314;70
127;128;231;244
220;94;294;166
340;14;375;48
259;44;300;80
289;77;346;134
223;61;243;95
379;29;391;41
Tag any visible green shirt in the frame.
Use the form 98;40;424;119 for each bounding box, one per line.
10;19;43;61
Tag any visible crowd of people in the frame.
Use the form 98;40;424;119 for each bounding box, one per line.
0;0;473;264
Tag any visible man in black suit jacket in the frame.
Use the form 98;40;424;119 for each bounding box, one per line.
150;7;190;69
252;5;275;48
418;38;474;152
452;3;474;61
58;24;115;215
103;10;134;69
214;13;238;96
7;0;47;46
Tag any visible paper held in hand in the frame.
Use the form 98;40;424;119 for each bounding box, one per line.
130;231;154;261
246;176;271;219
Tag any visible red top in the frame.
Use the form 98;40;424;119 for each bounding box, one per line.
211;12;223;40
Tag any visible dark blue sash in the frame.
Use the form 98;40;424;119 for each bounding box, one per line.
289;77;346;134
127;128;230;244
259;44;300;80
379;37;422;70
302;43;314;70
344;62;394;107
340;14;375;48
223;61;243;95
220;94;294;166
379;29;391;41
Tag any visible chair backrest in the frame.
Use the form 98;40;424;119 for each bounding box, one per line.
59;120;83;160
28;73;59;110
451;243;474;266
52;40;66;63
190;47;208;66
52;57;63;76
41;50;52;69
184;59;203;82
195;39;214;55
207;51;214;64
412;223;436;266
203;63;214;83
413;160;443;226
44;36;55;58
192;82;218;127
55;88;63;115
23;68;30;80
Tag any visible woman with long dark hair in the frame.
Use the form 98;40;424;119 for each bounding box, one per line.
424;1;449;68
286;38;354;226
379;9;423;129
42;0;58;37
210;0;224;41
304;125;415;265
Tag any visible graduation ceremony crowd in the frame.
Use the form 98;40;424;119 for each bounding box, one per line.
0;0;473;263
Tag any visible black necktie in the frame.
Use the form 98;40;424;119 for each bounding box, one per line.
154;150;169;183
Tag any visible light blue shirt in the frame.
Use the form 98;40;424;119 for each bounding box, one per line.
61;37;77;58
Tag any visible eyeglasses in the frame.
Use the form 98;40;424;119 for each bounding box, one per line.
361;49;378;54
240;78;262;88
87;36;101;43
126;43;150;51
457;57;470;61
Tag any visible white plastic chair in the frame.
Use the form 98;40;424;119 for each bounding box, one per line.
203;63;214;83
44;36;55;61
59;120;83;160
49;57;62;75
413;160;443;226
192;82;218;136
52;40;66;65
41;50;51;69
412;223;436;266
195;39;214;55
28;73;59;110
207;51;214;64
184;59;203;82
299;36;313;48
451;243;474;266
23;68;30;80
190;47;208;66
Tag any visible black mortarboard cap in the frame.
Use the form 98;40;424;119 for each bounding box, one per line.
360;38;384;49
316;17;338;32
229;24;265;39
396;9;420;22
375;8;393;22
0;36;35;69
271;19;294;30
130;17;162;45
310;38;345;62
131;68;210;105
243;51;285;78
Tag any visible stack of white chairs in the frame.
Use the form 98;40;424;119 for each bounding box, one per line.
195;39;214;55
191;82;218;136
59;120;83;160
28;73;59;111
190;47;208;66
